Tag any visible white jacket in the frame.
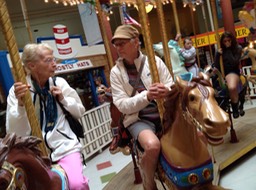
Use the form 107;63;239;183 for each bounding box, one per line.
6;76;85;162
110;52;174;128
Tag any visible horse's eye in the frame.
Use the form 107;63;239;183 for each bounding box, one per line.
189;95;195;101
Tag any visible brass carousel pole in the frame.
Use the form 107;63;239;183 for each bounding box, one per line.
190;5;201;68
95;0;114;69
155;0;174;78
171;0;182;46
20;0;33;42
136;0;164;120
255;0;256;27
210;0;238;143
201;2;214;63
210;0;224;78
0;0;48;156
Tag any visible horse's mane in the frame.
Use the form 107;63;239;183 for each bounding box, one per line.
0;133;48;165
163;75;212;132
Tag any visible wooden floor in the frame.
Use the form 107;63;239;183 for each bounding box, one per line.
103;108;256;190
212;107;256;185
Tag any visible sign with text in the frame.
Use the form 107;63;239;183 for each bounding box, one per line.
55;59;93;74
190;25;250;48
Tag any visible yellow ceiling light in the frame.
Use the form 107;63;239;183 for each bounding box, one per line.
145;3;153;13
44;0;85;6
134;3;154;13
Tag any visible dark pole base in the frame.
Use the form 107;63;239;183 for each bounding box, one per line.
230;128;239;143
133;167;142;184
131;143;142;184
228;106;239;143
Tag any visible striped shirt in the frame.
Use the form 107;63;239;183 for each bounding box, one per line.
124;62;160;125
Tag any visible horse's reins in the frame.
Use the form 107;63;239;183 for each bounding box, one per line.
183;107;203;132
182;101;217;163
1;161;27;190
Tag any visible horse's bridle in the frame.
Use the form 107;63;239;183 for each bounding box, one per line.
1;161;26;190
183;107;203;132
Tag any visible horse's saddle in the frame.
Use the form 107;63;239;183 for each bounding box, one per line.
51;164;69;190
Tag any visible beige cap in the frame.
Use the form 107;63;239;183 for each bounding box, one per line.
111;25;139;44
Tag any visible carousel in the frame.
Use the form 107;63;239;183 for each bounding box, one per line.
0;0;256;189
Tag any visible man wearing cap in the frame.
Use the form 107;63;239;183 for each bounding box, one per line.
110;24;174;190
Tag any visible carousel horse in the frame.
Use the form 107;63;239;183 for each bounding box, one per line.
238;1;256;41
104;88;131;156
0;133;68;190
241;47;256;84
158;72;230;190
238;1;256;86
204;65;248;117
153;39;188;78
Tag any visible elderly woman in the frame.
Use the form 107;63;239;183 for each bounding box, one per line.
6;43;89;190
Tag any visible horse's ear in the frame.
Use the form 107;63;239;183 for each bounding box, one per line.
199;72;210;81
175;75;188;90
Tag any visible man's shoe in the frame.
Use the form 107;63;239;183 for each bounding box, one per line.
109;136;120;154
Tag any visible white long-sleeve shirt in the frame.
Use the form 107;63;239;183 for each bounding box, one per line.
6;76;85;162
110;52;174;128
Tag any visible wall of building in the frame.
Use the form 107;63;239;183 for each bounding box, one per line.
1;1;245;51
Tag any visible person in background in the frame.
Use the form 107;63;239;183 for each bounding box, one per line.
95;76;107;104
176;34;199;77
214;31;243;119
6;43;89;190
110;24;174;190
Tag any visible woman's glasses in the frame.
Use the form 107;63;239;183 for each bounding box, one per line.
43;57;56;64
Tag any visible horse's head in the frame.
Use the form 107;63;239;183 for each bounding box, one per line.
0;133;52;190
243;47;256;72
153;41;187;78
163;72;230;146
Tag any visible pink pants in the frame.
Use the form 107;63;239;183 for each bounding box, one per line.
58;152;89;190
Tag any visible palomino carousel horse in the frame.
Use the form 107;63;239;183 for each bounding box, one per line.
238;1;256;89
157;72;230;190
0;133;68;190
153;39;188;78
241;47;256;84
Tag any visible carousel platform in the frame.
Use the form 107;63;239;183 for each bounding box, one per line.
103;106;256;190
212;107;256;185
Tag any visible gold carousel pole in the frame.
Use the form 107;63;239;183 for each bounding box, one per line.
20;0;33;42
155;0;174;78
171;0;182;46
255;0;256;27
190;5;201;68
210;0;224;78
0;0;48;156
95;0;114;69
136;0;164;120
201;2;214;63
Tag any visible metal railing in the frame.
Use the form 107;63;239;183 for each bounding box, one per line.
79;102;112;160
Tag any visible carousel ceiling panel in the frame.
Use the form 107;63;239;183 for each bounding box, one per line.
5;0;77;22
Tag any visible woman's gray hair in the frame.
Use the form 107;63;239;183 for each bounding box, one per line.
21;43;53;67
